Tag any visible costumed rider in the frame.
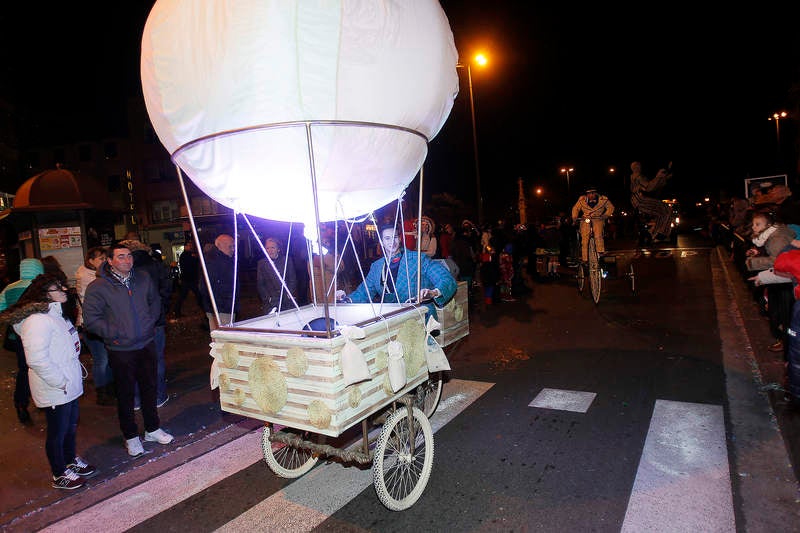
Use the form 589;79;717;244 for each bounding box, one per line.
571;186;615;262
337;223;457;319
629;160;673;241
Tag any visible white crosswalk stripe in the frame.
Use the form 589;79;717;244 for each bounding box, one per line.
621;400;734;532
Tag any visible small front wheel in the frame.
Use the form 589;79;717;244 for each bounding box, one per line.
262;425;319;478
576;263;586;293
373;406;434;511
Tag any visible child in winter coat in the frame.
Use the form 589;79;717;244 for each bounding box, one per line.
0;273;96;490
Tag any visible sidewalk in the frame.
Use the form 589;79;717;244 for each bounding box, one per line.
0;294;262;530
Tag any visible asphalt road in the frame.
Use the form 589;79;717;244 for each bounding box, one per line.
3;231;800;531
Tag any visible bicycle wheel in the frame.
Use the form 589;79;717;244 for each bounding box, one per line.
588;237;602;304
414;372;443;418
373;406;434;511
262;425;319;478
576;262;586;293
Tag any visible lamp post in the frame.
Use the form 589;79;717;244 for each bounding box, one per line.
768;111;788;157
457;53;488;226
560;167;574;195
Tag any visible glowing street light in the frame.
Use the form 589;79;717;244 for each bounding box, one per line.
560;167;574;195
768;110;788;155
457;52;489;225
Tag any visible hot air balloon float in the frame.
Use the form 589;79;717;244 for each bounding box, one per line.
141;0;470;509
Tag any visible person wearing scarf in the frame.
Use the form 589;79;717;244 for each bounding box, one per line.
745;211;794;272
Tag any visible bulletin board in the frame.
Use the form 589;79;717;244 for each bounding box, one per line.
38;226;84;285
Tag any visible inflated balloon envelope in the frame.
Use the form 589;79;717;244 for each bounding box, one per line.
141;0;459;225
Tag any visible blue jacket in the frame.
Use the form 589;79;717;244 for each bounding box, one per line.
83;263;160;351
349;250;457;318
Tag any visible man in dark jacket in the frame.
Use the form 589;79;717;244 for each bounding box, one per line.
120;239;172;408
256;237;297;313
199;234;240;330
83;242;174;457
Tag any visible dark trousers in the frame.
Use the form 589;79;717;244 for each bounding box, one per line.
108;342;160;439
768;284;794;344
14;341;30;409
44;398;79;477
173;280;200;316
135;325;167;406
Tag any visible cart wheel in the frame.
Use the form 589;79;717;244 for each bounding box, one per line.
576;263;585;293
262;425;319;478
373;406;434;511
628;263;636;293
415;371;443;418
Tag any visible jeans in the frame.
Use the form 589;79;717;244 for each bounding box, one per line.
135;326;167;407
787;301;800;399
44;399;79;477
84;333;113;388
108;342;160;439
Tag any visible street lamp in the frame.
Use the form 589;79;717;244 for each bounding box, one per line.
457;53;488;225
768;110;788;155
560;167;574;195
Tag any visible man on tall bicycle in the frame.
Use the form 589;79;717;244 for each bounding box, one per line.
571;186;615;262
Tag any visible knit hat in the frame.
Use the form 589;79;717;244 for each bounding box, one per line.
19;258;44;281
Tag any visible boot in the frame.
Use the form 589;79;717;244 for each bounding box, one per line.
16;404;32;425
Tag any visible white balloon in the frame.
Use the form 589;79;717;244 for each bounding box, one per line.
141;0;459;223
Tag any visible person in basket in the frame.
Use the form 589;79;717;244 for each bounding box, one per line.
339;223;457;319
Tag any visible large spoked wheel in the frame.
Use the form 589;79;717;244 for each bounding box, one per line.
262;425;319;478
415;372;443;418
373;406;434;511
588;238;602;304
576;262;586;293
628;263;636;293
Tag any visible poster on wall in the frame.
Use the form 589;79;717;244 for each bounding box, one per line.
744;174;788;198
38;226;84;285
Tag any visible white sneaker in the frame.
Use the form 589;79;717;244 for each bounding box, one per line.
144;428;174;445
126;436;144;457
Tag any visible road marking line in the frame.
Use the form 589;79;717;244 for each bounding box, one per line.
621;399;735;532
43;379;493;533
529;388;596;413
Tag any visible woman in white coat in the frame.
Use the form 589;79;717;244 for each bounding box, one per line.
0;273;96;490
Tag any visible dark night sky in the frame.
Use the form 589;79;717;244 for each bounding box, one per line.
3;2;800;217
